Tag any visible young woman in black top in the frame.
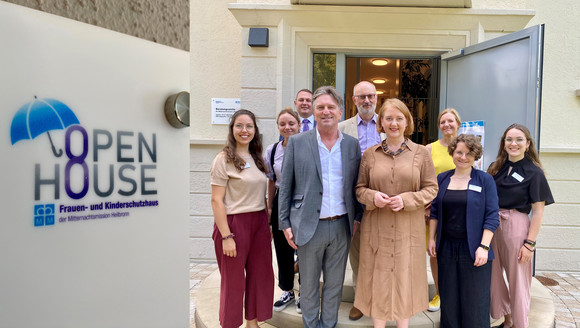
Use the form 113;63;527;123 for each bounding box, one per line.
487;124;554;328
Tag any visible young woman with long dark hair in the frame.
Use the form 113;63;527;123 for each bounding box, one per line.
210;109;274;328
488;124;554;328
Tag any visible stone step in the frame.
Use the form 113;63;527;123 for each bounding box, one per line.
269;281;439;328
271;248;437;303
194;269;555;328
274;265;437;304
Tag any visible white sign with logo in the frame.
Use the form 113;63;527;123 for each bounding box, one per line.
0;3;189;327
212;98;241;124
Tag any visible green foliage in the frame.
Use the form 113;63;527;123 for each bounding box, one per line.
313;53;336;90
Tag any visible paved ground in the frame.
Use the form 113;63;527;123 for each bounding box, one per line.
190;262;219;328
189;261;580;328
537;272;580;327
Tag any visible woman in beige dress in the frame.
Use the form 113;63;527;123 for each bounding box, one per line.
354;98;438;328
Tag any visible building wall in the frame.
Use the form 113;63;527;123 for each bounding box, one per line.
190;0;580;271
526;0;580;271
189;0;243;260
2;0;189;51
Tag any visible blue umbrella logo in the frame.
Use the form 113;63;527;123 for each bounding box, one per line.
10;96;80;157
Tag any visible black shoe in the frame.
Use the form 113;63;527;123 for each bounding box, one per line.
273;291;295;311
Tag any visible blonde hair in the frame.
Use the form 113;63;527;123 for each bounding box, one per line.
377;98;414;137
277;107;300;125
438;108;461;128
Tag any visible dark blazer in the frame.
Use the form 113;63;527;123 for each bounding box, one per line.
430;168;500;261
278;129;363;246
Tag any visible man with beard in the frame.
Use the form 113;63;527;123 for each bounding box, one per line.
338;80;382;321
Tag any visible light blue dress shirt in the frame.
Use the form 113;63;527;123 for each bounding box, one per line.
316;129;347;218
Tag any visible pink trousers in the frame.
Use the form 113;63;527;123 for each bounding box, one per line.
213;210;274;328
490;209;532;328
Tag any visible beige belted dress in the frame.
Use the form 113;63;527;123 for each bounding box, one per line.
353;140;438;321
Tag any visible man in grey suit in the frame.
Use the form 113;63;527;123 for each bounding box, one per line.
337;80;382;321
278;86;363;328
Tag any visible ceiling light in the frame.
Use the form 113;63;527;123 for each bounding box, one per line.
372;78;386;84
372;59;388;66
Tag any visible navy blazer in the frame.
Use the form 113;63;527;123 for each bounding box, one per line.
430;169;500;261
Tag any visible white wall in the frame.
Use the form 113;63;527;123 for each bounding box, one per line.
527;0;580;271
189;0;243;260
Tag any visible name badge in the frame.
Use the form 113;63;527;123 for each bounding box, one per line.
468;184;482;192
512;172;524;182
242;162;251;169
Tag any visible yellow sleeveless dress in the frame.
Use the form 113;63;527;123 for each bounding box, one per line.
430;140;455;175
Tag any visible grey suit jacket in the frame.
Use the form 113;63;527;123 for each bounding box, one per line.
278;129;363;246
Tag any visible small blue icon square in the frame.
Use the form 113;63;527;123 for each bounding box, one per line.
34;215;44;226
34;204;55;227
45;215;55;225
34;204;44;216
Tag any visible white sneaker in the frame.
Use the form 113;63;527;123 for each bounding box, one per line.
295;296;301;314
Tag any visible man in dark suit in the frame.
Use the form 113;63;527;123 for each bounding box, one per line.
278;89;314;142
294;89;315;132
278;86;362;328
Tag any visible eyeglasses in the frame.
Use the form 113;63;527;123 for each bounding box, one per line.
234;124;255;131
354;94;376;100
504;138;526;144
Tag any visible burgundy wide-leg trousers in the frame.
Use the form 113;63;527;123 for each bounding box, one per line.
213;210;274;328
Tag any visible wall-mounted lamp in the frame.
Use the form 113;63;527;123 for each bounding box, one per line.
164;91;189;128
372;78;386;84
248;28;269;47
376;90;385;95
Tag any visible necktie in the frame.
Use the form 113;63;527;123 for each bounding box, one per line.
302;119;310;132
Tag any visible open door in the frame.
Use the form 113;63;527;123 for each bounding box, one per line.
440;25;544;170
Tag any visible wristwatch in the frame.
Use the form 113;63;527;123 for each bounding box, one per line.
479;244;490;251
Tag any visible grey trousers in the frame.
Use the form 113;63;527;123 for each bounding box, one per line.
349;226;361;291
297;216;350;328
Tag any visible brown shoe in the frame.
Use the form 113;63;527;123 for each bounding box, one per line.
349;306;363;320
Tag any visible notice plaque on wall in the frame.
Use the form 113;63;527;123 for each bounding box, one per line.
212;98;240;124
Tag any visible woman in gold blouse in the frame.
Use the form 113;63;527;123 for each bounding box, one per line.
354;99;438;328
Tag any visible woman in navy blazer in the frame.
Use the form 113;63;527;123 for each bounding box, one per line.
428;134;499;328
